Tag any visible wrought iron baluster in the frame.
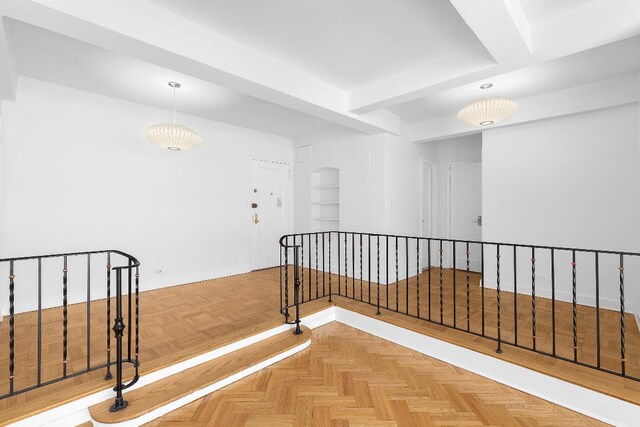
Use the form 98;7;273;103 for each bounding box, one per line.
63;256;68;377
428;239;432;321
36;259;42;386
87;254;92;371
439;240;444;325
309;234;312;301
453;242;456;328
329;233;332;302
352;233;355;299
531;248;537;351
301;234;305;303
386;236;389;309
405;238;409;315
368;234;371;304
344;232;348;297
110;269;127;412
395;237;399;312
337;232;341;296
496;245;502;353
620;254;626;376
513;246;518;346
9;261;15;394
466;243;470;332
551;248;556;356
127;261;132;362
416;239;420;319
360;234;363;301
572;251;577;362
595;252;601;369
315;234;319;299
377;236;381;315
105;252;112;380
284;237;290;320
135;266;140;375
481;244;485;336
322;233;326;297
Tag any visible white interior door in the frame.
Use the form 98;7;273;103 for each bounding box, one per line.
421;161;438;267
250;159;291;270
449;161;482;271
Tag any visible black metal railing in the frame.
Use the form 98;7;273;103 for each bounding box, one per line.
280;231;640;382
0;249;140;412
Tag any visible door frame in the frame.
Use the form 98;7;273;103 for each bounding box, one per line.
446;159;482;267
249;158;293;271
420;159;439;267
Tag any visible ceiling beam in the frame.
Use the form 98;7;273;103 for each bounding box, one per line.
0;0;401;135
409;74;639;143
348;0;533;114
0;16;17;104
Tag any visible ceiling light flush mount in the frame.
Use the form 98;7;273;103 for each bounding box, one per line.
145;81;203;151
457;83;518;127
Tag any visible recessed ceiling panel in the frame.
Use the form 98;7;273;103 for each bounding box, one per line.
149;0;486;90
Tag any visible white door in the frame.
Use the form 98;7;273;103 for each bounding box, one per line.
449;161;482;271
250;159;291;270
421;161;438;267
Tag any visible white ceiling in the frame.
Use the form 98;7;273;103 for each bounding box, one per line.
388;35;640;122
148;0;487;90
7;20;348;139
519;0;598;23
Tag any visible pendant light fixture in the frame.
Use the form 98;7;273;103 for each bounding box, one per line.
145;81;203;151
457;83;518;127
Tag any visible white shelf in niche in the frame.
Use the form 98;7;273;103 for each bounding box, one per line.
311;167;339;232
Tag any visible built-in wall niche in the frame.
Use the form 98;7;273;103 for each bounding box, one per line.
311;167;339;232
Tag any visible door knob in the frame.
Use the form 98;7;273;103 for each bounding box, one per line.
253;214;259;224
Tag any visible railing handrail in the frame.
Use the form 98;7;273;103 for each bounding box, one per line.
0;249;139;267
279;231;640;256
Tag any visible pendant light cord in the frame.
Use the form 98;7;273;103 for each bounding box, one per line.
172;85;176;125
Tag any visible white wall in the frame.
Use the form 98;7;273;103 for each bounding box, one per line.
0;77;293;314
482;104;640;317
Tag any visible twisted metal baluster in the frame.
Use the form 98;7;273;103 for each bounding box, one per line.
439;241;444;325
496;245;502;354
466;243;470;332
344;233;348;297
531;248;537;351
105;253;112;380
315;234;319;299
9;261;15;394
284;237;290;321
301;235;304;303
416;239;420;319
395;237;399;312
620;254;626;376
63;256;68;377
572;251;577;362
328;233;332;302
135;266;140;375
360;234;363;302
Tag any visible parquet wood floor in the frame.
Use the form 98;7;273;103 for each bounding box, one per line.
145;322;607;427
289;267;640;380
1;266;638;424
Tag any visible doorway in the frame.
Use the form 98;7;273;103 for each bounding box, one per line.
250;159;291;270
448;161;482;271
420;160;438;267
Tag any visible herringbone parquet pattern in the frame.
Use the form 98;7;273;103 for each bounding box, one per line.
146;322;606;427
